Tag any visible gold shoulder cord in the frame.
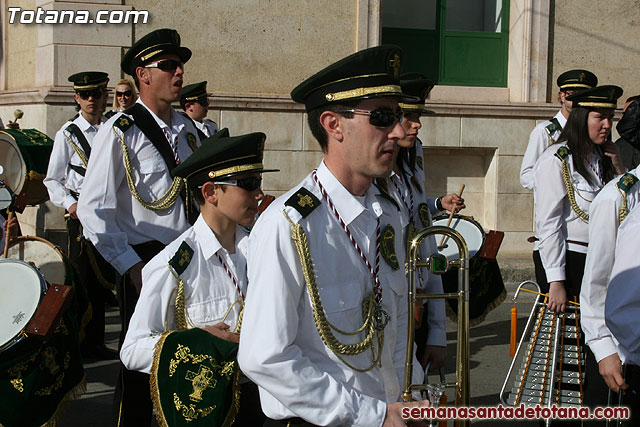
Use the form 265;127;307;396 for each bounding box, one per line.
168;265;191;330
64;132;89;168
546;129;555;147
282;210;383;372
616;185;629;223
560;159;590;223
114;125;184;211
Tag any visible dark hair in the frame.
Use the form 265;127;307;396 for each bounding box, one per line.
555;106;615;185
191;186;205;206
626;95;640;104
180;99;188;111
307;102;357;152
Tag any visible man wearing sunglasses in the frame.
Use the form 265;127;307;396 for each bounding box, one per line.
44;71;117;361
239;46;430;427
180;80;219;139
77;28;199;427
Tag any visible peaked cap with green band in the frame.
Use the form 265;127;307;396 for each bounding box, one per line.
557;69;597;90
399;72;435;115
121;28;192;75
290;45;418;112
172;129;279;186
68;71;109;91
566;85;623;110
181;81;210;103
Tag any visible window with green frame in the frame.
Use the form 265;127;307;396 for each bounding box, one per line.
381;0;510;87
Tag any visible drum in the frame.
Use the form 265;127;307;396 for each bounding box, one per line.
0;259;47;351
6;235;66;285
0;129;53;207
432;214;485;260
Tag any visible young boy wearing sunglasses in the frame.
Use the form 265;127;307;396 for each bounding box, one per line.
180;80;219;139
121;129;276;425
76;28;200;426
44;71;117;360
238;46;430;427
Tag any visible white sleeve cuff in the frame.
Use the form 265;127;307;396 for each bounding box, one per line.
545;267;565;282
112;247;143;275
587;337;619;363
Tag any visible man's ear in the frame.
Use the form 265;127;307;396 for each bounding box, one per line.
202;181;218;205
319;110;344;143
136;66;150;87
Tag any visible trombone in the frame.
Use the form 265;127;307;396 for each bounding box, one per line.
402;225;470;427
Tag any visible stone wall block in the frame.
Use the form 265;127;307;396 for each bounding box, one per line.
220;110;302;151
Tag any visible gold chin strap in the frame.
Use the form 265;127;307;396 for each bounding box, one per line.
283;209;383;372
560;158;590;223
115;124;184;211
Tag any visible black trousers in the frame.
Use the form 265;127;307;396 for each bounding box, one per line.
533;250;611;426
67;217;116;350
113;241;164;427
232;381;267;426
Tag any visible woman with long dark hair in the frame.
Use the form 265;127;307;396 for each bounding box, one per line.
533;85;624;422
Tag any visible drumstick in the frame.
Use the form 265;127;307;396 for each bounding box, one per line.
3;211;13;258
438;184;465;249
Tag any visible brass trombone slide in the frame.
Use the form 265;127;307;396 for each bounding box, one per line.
402;225;470;426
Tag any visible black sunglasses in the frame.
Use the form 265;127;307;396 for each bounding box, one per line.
213;176;262;192
77;90;103;100
194;97;209;107
116;90;132;97
337;108;404;128
144;59;184;73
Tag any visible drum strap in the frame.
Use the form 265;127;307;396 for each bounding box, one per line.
66;123;92;161
68;164;86;177
124;103;178;174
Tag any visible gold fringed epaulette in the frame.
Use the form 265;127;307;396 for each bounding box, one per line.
169;241;194;275
168;241;194;331
284;187;320;218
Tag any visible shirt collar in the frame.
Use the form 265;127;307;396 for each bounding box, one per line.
555;110;567;128
193;214;249;260
137;98;186;134
316;161;381;225
75;112;102;132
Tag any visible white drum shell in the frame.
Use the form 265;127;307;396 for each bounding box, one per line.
6;237;66;285
0;132;26;197
432;215;485;260
0;259;46;349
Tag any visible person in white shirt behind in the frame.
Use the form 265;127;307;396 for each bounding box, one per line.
180;80;218;139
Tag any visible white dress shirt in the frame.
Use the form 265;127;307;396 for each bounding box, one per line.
44;113;102;210
194;118;218;138
389;143;446;348
521;110;566;191
120;215;248;374
77;98;200;275
605;206;640;366
238;161;423;427
581;166;640;362
533;144;604;282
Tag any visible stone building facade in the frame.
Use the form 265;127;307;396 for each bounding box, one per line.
2;0;638;255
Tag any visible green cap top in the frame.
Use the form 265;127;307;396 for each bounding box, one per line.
121;28;192;76
181;81;209;102
557;69;598;90
172;129;278;186
399;72;435;114
290;45;417;112
68;71;109;90
566;85;623;109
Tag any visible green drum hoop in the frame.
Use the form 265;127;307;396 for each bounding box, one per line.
0;129;53;206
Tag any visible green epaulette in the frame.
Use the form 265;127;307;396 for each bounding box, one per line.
545;118;561;135
168;241;194;275
617;173;639;193
69;113;79;122
114;114;134;133
374;184;400;211
285;187;320;218
554;145;571;161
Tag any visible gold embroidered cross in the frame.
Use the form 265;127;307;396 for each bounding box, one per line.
178;249;191;267
118;117;129;127
623;175;635;186
185;365;215;402
297;194;314;208
389;54;401;78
